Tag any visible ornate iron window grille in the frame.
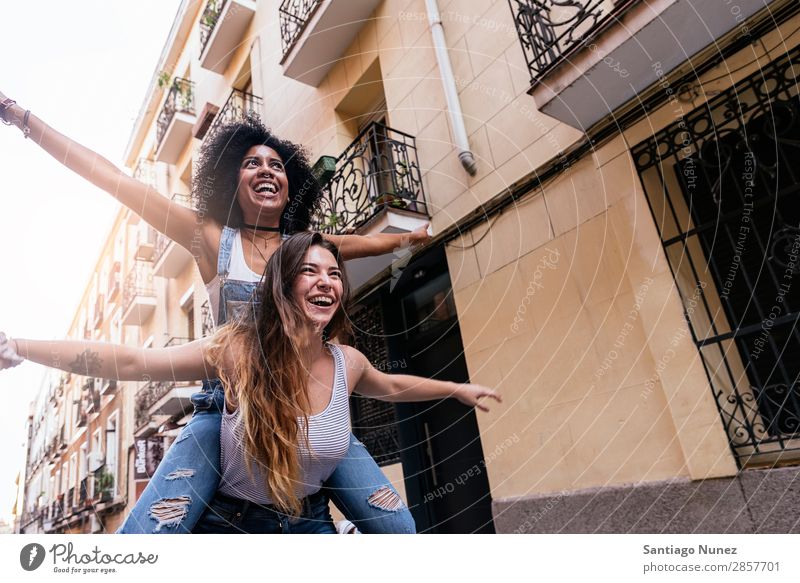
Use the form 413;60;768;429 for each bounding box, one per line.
122;261;156;316
349;302;402;467
153;231;172;266
279;0;322;57
205;89;263;142
508;0;639;86
631;45;800;467
156;77;195;148
199;0;228;56
314;121;428;234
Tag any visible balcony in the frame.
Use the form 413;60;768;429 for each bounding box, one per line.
509;0;778;129
133;158;167;192
153;225;193;279
57;426;67;451
107;261;121;301
99;378;117;396
199;0;257;74
83;379;101;415
135;337;197;432
134;226;156;261
279;0;382;87
93;464;114;503
155;77;196;165
93;294;104;330
122;261;157;326
134;377;197;434
313;122;429;290
197;89;263;142
78;476;89;507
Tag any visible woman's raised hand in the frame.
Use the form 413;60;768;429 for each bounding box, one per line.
0;332;24;370
404;222;432;249
454;383;502;412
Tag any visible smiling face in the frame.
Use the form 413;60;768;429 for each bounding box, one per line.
291;245;344;331
236;145;290;225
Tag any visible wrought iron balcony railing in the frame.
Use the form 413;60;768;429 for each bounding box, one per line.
313;122;428;234
122;260;156;316
199;0;228;55
205;89;263;141
509;0;638;86
153;197;195;263
279;0;322;56
172;192;194;208
153;231;172;266
134;380;178;429
156;77;195;148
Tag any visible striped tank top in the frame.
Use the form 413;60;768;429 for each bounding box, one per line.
218;343;351;504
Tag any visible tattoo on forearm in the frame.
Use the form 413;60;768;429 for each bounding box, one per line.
67;349;102;376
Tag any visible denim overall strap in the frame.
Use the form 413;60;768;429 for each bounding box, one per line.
217;226;237;278
216;226;238;323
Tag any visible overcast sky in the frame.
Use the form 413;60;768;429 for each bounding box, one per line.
0;0;183;522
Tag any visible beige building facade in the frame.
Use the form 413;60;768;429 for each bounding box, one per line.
22;0;800;533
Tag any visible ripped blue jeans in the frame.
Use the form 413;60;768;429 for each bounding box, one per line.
117;381;415;533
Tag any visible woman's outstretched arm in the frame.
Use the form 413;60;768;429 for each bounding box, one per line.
324;223;431;261
1;333;220;383
342;346;501;412
0;91;201;252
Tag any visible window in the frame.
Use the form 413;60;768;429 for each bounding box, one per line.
348;300;401;467
632;46;800;466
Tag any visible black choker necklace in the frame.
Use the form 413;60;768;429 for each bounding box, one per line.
244;223;281;233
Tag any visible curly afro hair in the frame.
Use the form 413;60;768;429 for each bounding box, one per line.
193;112;321;233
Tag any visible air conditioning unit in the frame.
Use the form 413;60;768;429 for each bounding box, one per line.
88;451;105;473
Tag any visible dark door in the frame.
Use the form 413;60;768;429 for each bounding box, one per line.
381;245;494;533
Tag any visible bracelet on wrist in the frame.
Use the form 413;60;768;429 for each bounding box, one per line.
0;98;16;125
0;99;31;136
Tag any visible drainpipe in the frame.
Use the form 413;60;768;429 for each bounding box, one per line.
425;0;477;176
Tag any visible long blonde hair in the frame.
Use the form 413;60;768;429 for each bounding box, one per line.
207;232;351;514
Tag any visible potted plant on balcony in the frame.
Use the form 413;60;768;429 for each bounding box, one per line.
95;469;114;503
374;192;409;210
202;0;221;28
157;71;171;90
320;211;340;232
157;73;194;112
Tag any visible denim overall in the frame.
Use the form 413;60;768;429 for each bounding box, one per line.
118;227;415;533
